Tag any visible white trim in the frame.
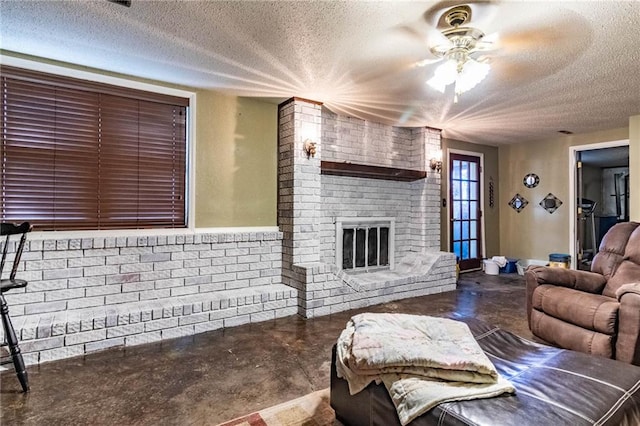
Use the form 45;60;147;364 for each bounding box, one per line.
446;149;486;260
28;226;280;241
568;139;629;269
186;101;197;229
0;55;193;99
0;54;198;231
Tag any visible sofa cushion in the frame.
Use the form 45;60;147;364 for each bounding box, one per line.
527;266;607;293
532;285;619;335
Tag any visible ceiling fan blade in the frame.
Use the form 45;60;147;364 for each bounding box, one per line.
429;43;452;57
485;3;593;55
473;40;496;52
474;2;593;89
482;31;500;44
350;17;449;81
497;29;559;54
424;27;451;48
490;22;591;84
414;58;443;68
393;22;450;53
107;0;131;6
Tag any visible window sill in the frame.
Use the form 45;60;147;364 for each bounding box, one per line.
28;226;280;241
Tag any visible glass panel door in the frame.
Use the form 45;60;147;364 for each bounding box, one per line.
450;153;482;271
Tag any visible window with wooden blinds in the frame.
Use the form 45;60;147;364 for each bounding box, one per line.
0;66;188;231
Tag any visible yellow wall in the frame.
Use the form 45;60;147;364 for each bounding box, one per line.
440;138;501;257
498;126;630;261
3;51;636;233
194;93;277;227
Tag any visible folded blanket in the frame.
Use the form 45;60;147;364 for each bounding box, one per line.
336;313;515;425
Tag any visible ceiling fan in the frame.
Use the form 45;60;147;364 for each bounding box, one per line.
420;4;496;102
347;0;591;111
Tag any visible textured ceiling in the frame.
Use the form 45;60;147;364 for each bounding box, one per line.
1;0;639;145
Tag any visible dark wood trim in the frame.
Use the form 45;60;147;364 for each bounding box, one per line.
293;96;323;106
277;98;294;108
320;161;426;182
449;153;483;271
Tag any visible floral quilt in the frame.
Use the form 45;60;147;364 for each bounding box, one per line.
336;313;515;425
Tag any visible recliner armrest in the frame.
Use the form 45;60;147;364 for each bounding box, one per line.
525;265;607;293
615;283;640;365
524;265;608;329
616;283;640;300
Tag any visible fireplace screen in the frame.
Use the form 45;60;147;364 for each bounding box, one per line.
337;218;394;272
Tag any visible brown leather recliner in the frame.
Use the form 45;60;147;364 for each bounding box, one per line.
525;221;640;365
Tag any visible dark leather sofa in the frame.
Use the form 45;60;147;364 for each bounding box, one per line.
525;221;640;364
330;318;640;425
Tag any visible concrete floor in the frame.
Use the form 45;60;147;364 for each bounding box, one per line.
0;271;534;425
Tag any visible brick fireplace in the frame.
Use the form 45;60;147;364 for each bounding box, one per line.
277;98;456;318
0;97;456;366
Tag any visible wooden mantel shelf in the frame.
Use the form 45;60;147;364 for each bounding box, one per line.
320;161;427;182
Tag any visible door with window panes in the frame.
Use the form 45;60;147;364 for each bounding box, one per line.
449;153;482;271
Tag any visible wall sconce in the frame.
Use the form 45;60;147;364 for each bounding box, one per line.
303;139;317;158
430;149;443;173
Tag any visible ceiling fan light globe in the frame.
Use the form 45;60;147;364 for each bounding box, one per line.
427;76;447;93
433;60;457;81
427;60;457;92
426;6;495;101
456;60;490;93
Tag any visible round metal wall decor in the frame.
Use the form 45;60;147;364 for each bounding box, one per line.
523;173;539;188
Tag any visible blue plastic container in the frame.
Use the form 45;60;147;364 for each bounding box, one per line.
499;258;519;274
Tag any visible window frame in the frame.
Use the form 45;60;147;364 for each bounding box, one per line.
0;55;197;237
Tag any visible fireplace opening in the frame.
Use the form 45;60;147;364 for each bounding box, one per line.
336;218;395;272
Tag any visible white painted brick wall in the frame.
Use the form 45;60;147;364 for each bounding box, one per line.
277;101;452;320
4;231;284;317
289;252;456;319
0;230;300;366
321;108;421;170
319;111;442;265
320;175;415;264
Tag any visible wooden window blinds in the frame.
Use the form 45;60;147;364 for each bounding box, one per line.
0;66;188;231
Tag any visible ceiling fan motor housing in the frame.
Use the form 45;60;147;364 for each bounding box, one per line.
430;5;490;60
445;5;471;27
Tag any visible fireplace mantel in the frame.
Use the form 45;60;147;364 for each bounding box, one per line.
320;161;427;182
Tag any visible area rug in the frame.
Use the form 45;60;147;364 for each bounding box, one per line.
216;388;341;426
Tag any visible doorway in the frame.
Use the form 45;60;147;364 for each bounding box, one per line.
449;152;483;271
569;141;630;270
